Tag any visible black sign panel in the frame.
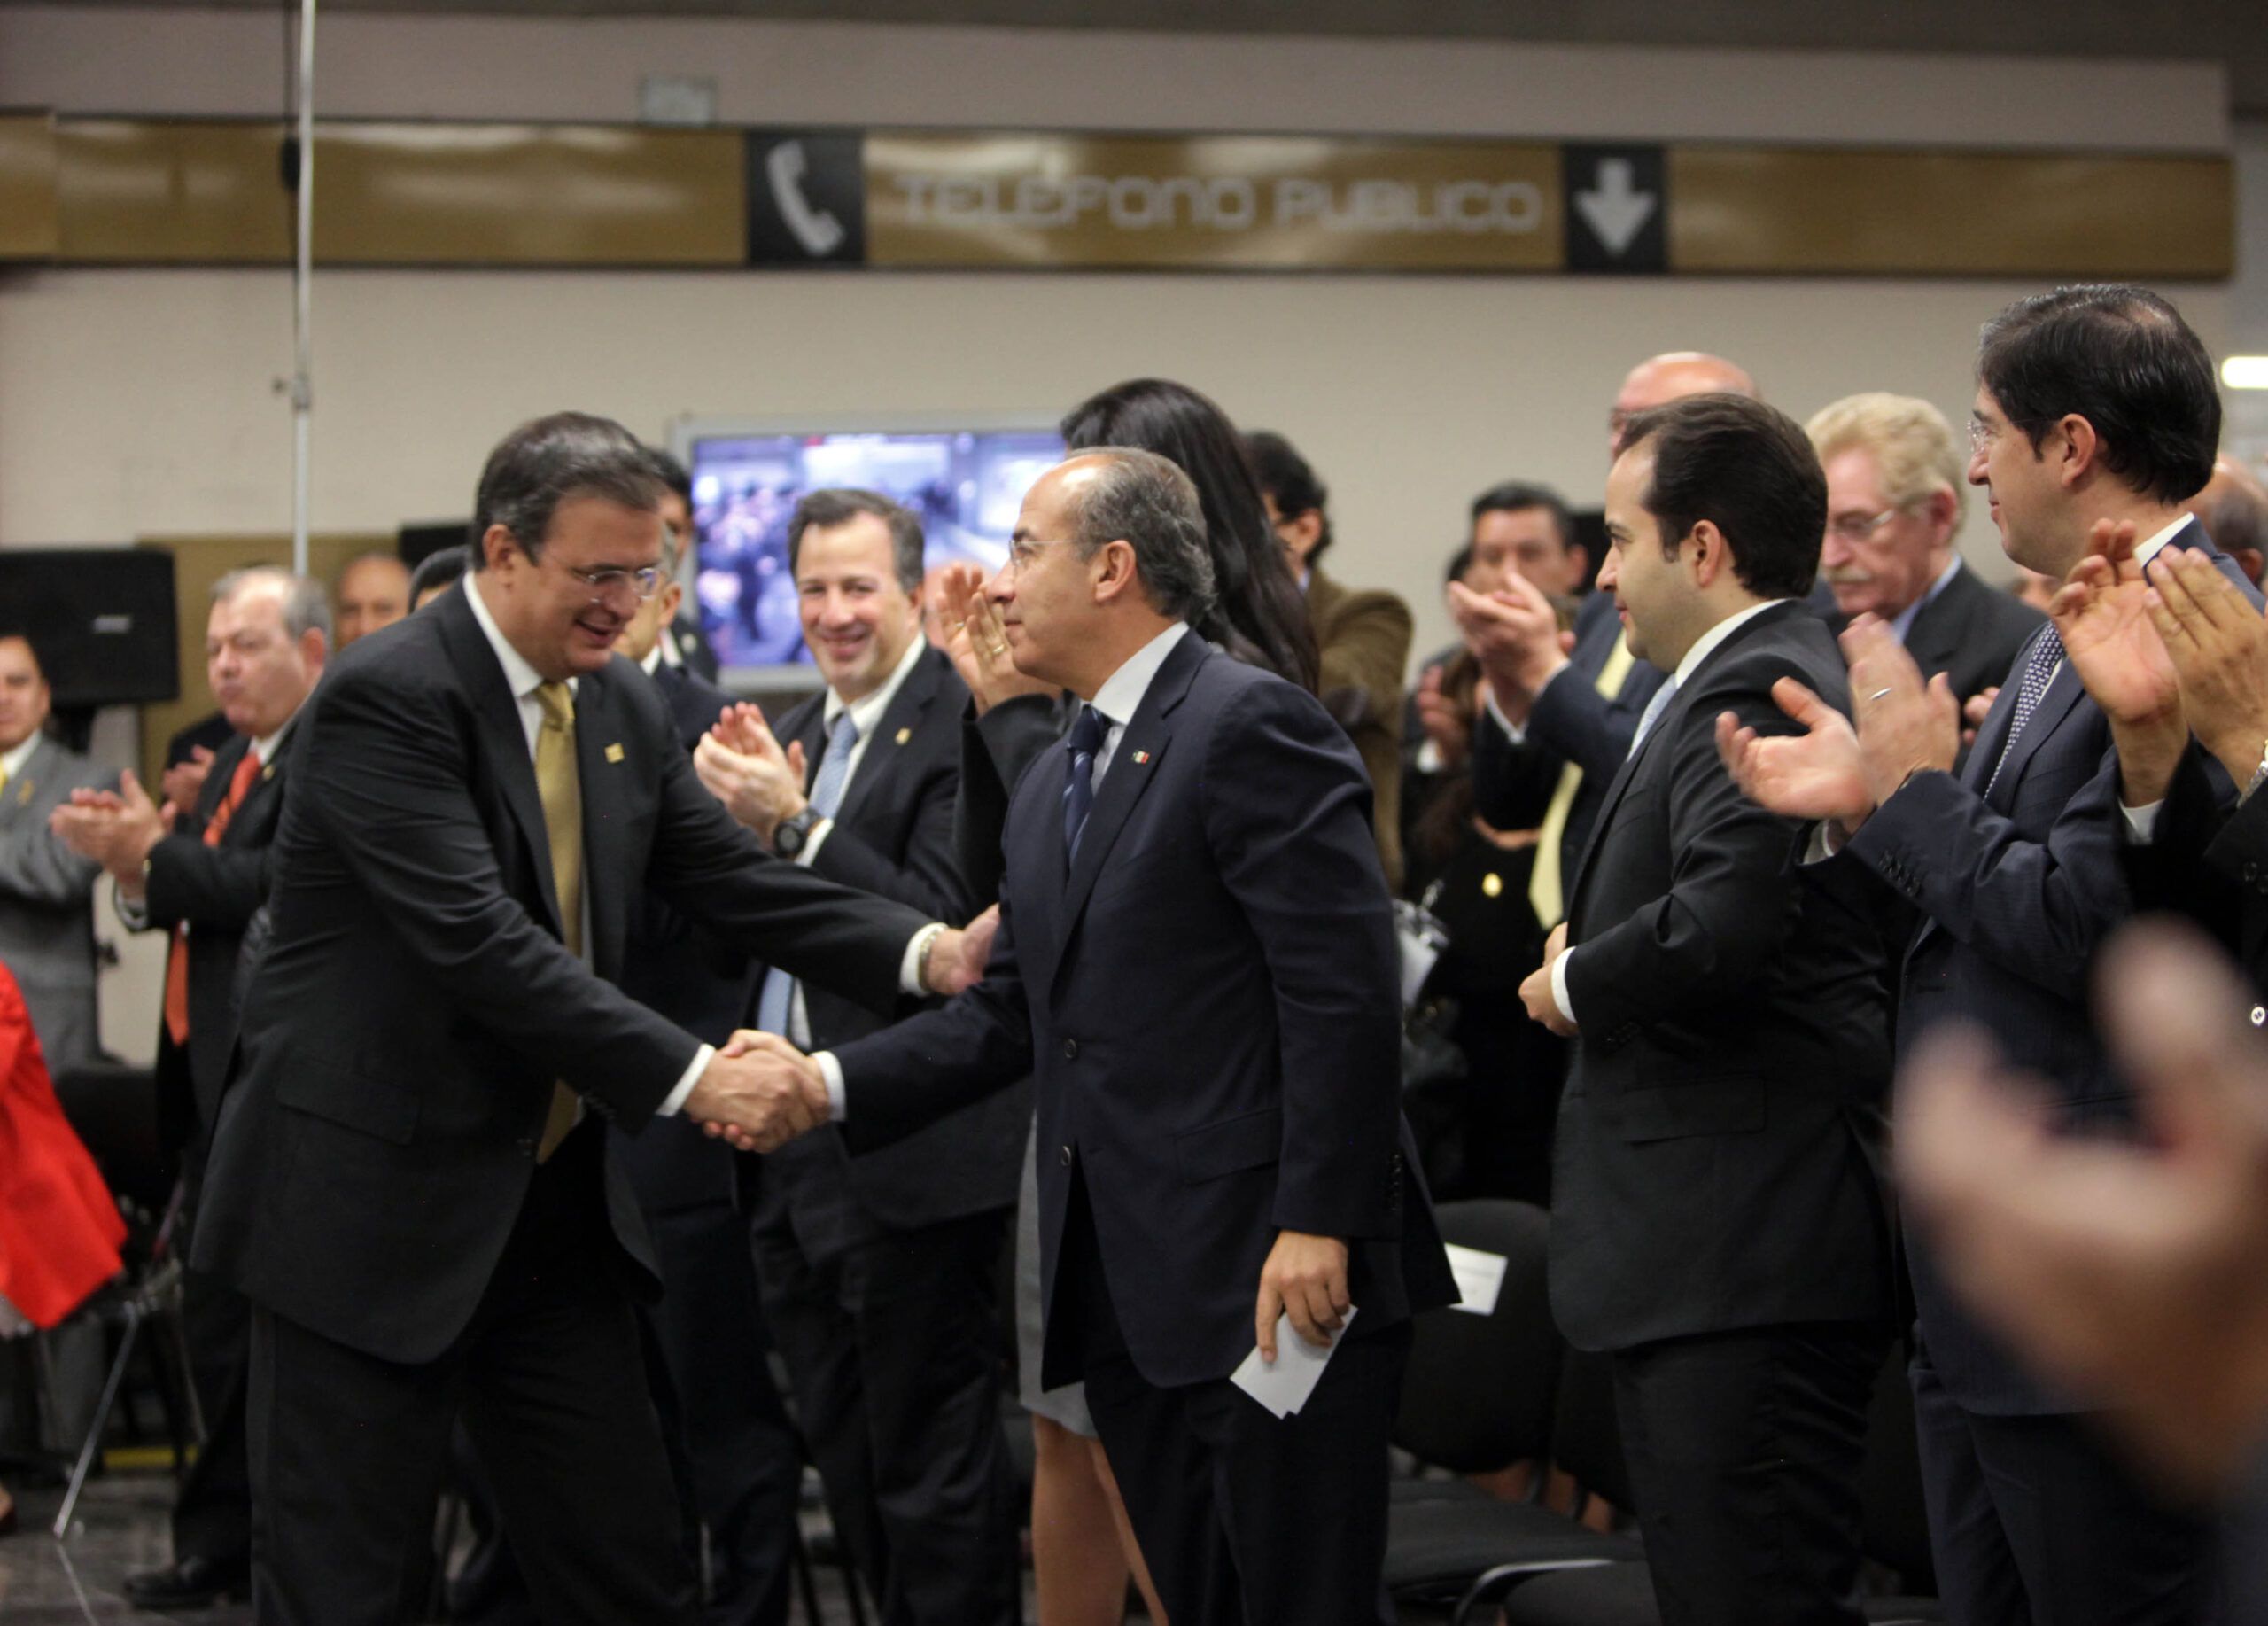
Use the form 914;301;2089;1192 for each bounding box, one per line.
745;130;867;267
1562;144;1667;274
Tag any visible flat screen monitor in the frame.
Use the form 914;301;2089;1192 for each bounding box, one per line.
672;418;1064;687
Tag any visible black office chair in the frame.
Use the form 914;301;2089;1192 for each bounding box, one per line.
36;1058;202;1538
1383;1202;1639;1614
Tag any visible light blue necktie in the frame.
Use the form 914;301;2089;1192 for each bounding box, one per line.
756;710;861;1039
1626;677;1679;759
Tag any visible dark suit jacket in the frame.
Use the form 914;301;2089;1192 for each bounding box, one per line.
612;659;762;1215
2128;749;2268;987
1472;590;1669;875
1847;517;2259;1414
1308;567;1413;893
953;691;1073;906
833;631;1456;1390
751;644;1027;1246
1892;561;2047;707
193;586;929;1365
1549;603;1893;1352
144;727;293;1140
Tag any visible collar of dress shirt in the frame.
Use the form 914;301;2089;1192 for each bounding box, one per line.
468;570;573;706
0;734;40;782
1088;621;1192;732
2133;513;2194;564
1887;556;1965;645
639;644;664;678
1672;597;1790;688
823;633;928;742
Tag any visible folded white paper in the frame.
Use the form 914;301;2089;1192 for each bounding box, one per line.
1230;1305;1359;1418
1442;1243;1508;1317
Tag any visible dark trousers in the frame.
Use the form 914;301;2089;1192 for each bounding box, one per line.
174;1138;252;1566
245;1124;696;1626
1609;1320;1889;1626
1061;1174;1407;1626
754;1207;1021;1626
1911;1341;2218;1626
451;1198;802;1626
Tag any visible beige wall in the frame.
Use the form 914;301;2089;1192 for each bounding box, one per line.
0;10;2240;1057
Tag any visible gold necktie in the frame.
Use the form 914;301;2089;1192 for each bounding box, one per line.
1527;634;1637;931
533;681;583;1162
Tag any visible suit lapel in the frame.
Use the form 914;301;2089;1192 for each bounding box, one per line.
436;587;565;938
1983;661;2083;813
834;648;942;830
1899;566;1970;681
1052;636;1203;964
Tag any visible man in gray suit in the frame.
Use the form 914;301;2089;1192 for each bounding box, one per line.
0;629;114;1070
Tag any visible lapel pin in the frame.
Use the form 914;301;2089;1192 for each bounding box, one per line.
261;764;276;781
15;779;32;805
605;743;625;763
895;727;911;745
1131;750;1150;765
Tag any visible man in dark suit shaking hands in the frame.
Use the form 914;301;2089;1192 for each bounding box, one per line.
726;447;1456;1626
1519;394;1895;1625
192;413;992;1626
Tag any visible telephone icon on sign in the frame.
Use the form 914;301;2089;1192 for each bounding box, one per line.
766;140;846;258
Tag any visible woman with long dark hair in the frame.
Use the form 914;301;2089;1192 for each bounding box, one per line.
1060;377;1319;694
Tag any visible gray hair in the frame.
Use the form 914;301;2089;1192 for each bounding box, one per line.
213;566;331;643
1061;447;1218;623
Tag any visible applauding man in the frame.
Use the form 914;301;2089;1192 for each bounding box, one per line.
1721;285;2253;1625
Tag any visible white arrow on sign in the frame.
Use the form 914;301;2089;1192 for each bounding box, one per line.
1575;158;1658;257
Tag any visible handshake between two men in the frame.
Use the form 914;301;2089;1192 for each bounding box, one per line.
682;1029;838;1155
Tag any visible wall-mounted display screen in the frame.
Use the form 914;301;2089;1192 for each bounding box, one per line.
674;420;1063;682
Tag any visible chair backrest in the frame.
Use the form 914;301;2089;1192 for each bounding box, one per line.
1549;1343;1636;1513
1859;1342;1937;1593
1393;1199;1560;1473
48;1062;170;1228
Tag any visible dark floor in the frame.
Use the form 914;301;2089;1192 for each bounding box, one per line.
0;1464;985;1625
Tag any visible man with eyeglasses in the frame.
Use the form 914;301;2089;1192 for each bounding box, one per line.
191;412;998;1626
1806;392;2043;717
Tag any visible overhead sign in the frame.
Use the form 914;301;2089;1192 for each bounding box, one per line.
3;116;2232;281
861;133;1565;272
1563;144;1666;274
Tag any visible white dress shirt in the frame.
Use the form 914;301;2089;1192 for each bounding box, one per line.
0;734;40;787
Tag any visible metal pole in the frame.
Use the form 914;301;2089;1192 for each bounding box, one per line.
290;0;315;576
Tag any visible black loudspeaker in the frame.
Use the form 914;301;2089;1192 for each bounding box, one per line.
0;548;180;708
399;521;471;569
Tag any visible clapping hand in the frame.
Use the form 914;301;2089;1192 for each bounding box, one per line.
1446;576;1572;724
919;904;1000;998
693;703;808;844
2141;546;2268;788
2051;520;2179;728
1412;664;1471;768
687;1030;830;1153
1899;922;2268;1494
50;770;170;891
935;564;1054;715
161;746;214;821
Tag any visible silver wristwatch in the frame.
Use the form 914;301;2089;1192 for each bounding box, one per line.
2244;741;2268;806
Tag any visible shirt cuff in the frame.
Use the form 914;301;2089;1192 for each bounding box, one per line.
1485;687;1527;745
114;886;151;930
901;922;944;995
1415;738;1444;774
2120;800;2163;844
656;1043;714;1117
1549;948;1577;1028
815;1051;846;1122
795;816;833;867
1803;821;1846;865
